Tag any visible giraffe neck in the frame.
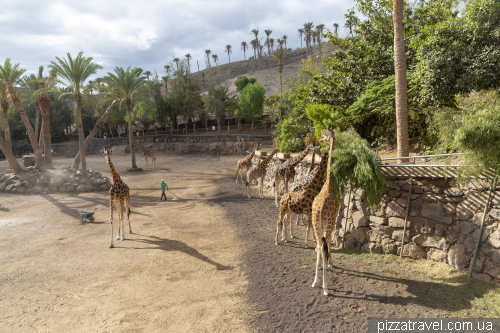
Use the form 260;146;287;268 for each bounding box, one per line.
136;142;147;152
288;146;311;168
107;160;122;184
261;149;278;168
326;139;334;183
247;146;259;160
309;149;316;173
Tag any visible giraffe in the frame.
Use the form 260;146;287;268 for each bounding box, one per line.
135;140;156;169
275;148;329;246
272;144;314;207
311;126;340;296
101;147;132;248
235;143;260;183
245;147;279;198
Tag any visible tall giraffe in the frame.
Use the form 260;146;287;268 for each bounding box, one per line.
311;127;340;296
135;140;156;169
235;143;260;183
246;147;279;198
275;148;329;246
101;147;132;248
272;144;314;207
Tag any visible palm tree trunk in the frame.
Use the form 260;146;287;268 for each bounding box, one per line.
34;101;40;141
0;135;22;173
39;95;53;168
217;118;220;134
393;0;409;162
1;99;12;152
126;101;138;169
3;79;45;171
75;93;87;175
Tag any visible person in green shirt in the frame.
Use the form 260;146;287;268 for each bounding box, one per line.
161;179;168;201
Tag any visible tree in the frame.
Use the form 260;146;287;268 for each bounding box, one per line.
241;41;248;60
251;29;260;59
225;45;232;63
212;54;218;66
333;23;339;35
0;59;26;153
272;49;289;120
250;39;258;60
298;28;304;48
173;58;180;70
258;45;264;70
185;54;192;72
282;35;288;49
100;66;148;169
205;50;212;64
0;134;22;173
265;29;273;70
235;82;265;130
269;38;275;52
49;52;102;175
393;0;409;160
2;63;46;171
276;39;284;50
235;75;257;93
144;71;151;81
303;22;314;56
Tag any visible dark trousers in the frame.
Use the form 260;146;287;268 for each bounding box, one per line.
161;190;167;201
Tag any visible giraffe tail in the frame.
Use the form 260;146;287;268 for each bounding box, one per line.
127;207;131;217
245;181;249;188
322;236;328;257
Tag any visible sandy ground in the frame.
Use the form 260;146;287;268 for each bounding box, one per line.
0;153;251;333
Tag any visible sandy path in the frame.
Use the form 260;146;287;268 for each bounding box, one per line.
0;154;250;332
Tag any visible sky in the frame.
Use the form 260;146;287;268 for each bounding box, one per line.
0;0;354;80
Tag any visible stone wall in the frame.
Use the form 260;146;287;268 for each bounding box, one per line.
332;178;500;286
88;134;273;155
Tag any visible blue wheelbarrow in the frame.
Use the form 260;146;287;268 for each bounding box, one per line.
75;208;98;223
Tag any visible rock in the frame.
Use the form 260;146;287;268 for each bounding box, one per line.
484;258;500;279
100;184;109;191
392;229;411;242
59;186;66;192
400;243;426;259
5;184;15;193
445;230;459;244
411;217;433;234
26;188;34;195
388;190;401;197
362;242;383;254
76;186;86;192
388;217;408;228
386;201;406;218
444;188;463;197
381;238;397;255
92;180;101;187
351;211;368;228
472;272;492;283
471;251;486;272
460;221;474;235
92;186;101;192
368;216;386;225
66;186;75;192
456;201;475;220
350;227;368;244
396;197;408;208
489;209;500;220
23;155;36;167
370;224;394;238
401;192;420;200
412;234;448;250
427;248;447;263
488;229;500;248
421;202;452;224
434;223;446;236
0;183;6;192
366;230;382;243
482;244;500;264
463;236;476;253
84;185;93;192
17;188;26;194
33;185;43;194
50;176;64;187
448;243;468;270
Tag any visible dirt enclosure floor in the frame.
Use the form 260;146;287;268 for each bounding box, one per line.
1;153;498;332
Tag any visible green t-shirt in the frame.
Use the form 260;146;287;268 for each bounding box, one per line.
161;182;167;191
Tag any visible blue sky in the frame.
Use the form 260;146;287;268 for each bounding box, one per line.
0;0;354;78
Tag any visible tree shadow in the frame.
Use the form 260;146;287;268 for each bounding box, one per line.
130;234;234;271
0;205;9;212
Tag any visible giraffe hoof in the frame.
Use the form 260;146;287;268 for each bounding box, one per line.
323;290;329;296
121;236;125;241
116;236;120;240
129;231;133;234
311;282;317;288
109;243;114;248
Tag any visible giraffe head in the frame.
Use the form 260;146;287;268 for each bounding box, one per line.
101;146;113;162
320;126;335;143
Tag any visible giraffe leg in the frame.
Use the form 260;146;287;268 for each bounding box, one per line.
235;164;240;183
260;175;264;198
312;247;321;288
305;214;312;247
275;208;287;245
247;173;252;199
117;201;124;240
282;211;289;242
322;241;329;296
290;211;295;238
126;195;132;234
274;175;280;207
109;200;114;248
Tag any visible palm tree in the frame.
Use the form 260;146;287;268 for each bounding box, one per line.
264;29;273;70
282;35;288;50
0;59;26;153
173;58;180;70
212;54;218;66
269;38;275;52
49;51;102;175
276;39;284;50
101;66;148;169
250;40;258;60
250;29;260;59
258;45;264;70
271;49;289;120
240;41;248;60
164;65;171;92
393;0;409;160
333;23;339;35
225;45;232;63
144;71;151;81
205;50;212;65
344;18;354;37
303;22;314;57
316;24;325;42
185;54;192;72
19;72;41;145
298;29;304;48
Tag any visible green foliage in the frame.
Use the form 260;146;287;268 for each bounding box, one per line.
273;118;307;153
329;131;387;208
413;0;500;107
305;103;350;142
235;82;265;125
234;76;257;93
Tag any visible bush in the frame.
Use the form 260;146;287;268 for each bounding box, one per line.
273;117;307;153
